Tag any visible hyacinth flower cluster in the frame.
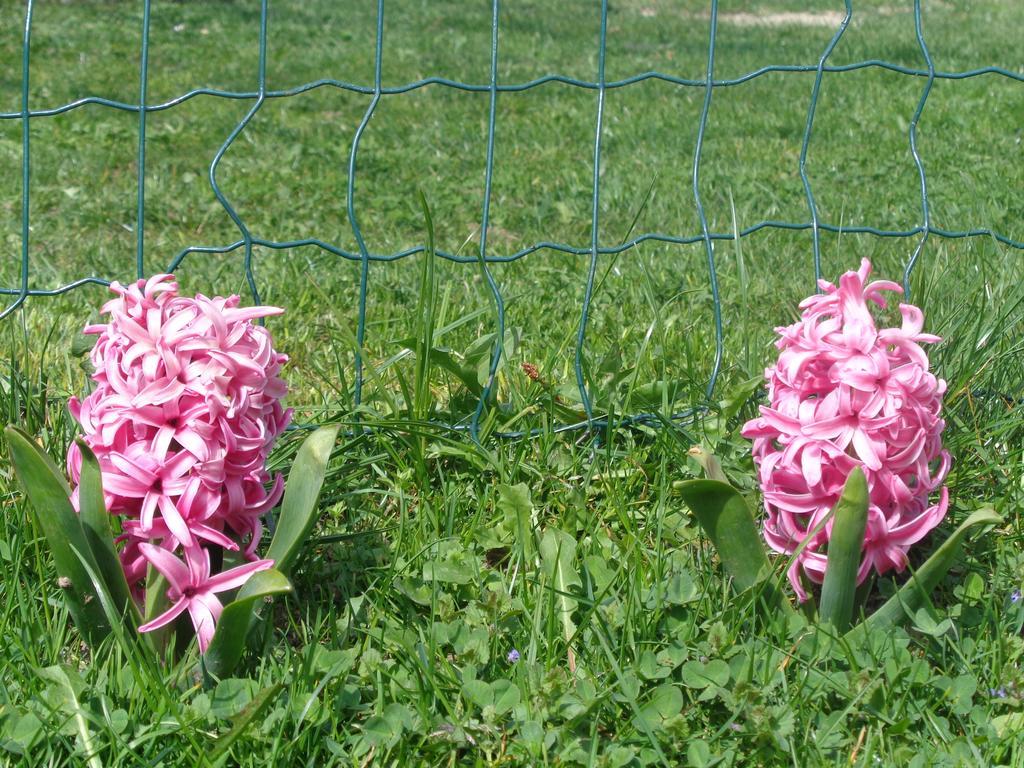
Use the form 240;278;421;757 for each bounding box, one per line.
741;258;950;601
66;274;292;650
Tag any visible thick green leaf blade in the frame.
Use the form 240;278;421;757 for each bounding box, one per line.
818;468;869;632
5;426;110;644
203;569;293;678
677;479;770;592
266;425;340;575
76;439;136;623
69;543;157;658
847;507;1000;642
205;426;335;677
8;425;73;495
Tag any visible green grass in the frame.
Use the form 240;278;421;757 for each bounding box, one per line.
2;0;1024;765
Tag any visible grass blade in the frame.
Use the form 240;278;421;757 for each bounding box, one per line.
413;191;438;426
818;468;869;632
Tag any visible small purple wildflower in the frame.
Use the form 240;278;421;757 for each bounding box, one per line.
989;687;1008;699
1011;589;1021;604
507;649;521;664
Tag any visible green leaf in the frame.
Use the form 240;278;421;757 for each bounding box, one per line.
209;678;257;720
491;679;520;715
819;468;869;632
428;347;482;397
627;378;687;410
462;679;492;709
687;739;713;768
9;426;71;494
76;439;136;624
36;665;102;768
5;426;110;645
362;715;398;747
643;684;684;720
3;710;44;753
209;683;283;760
422;560;474;584
680;659;730;689
69;542;155;659
911;607;953;637
676;479;770;592
665;570;697;605
382;703;414;733
993;712;1024;739
687;445;728;484
539;528;583;653
718;376;762;421
413;192;438;425
266;425;340;575
847;507;1000;642
584;555;616;592
70;331;95;358
142;566;171;654
202;569;293;678
497;483;536;563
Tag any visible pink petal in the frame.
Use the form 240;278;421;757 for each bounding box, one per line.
800;443;823;487
190;592;224;653
158;494;195;547
108;452;157;486
203;561;274;593
759;406;802;435
101;471;149;498
183;545;211;585
190;522;239;550
137;598;189;633
140;492;159;531
205;558;275;593
138;543;190;592
851;429;883;470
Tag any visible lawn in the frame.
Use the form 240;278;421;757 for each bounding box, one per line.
1;0;1023;765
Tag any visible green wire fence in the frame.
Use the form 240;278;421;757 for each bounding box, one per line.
2;1;1022;439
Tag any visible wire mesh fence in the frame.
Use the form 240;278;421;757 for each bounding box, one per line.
2;0;1022;438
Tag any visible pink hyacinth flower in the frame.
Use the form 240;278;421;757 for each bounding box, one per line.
66;273;291;649
137;544;273;652
741;258;950;601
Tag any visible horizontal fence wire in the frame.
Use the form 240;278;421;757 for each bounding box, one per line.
2;0;1022;439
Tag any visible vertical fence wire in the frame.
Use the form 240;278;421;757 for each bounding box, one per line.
692;0;724;402
573;0;610;424
349;0;386;409
0;0;34;323
470;0;508;442
800;1;852;287
903;0;936;299
207;0;271;309
135;0;152;280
